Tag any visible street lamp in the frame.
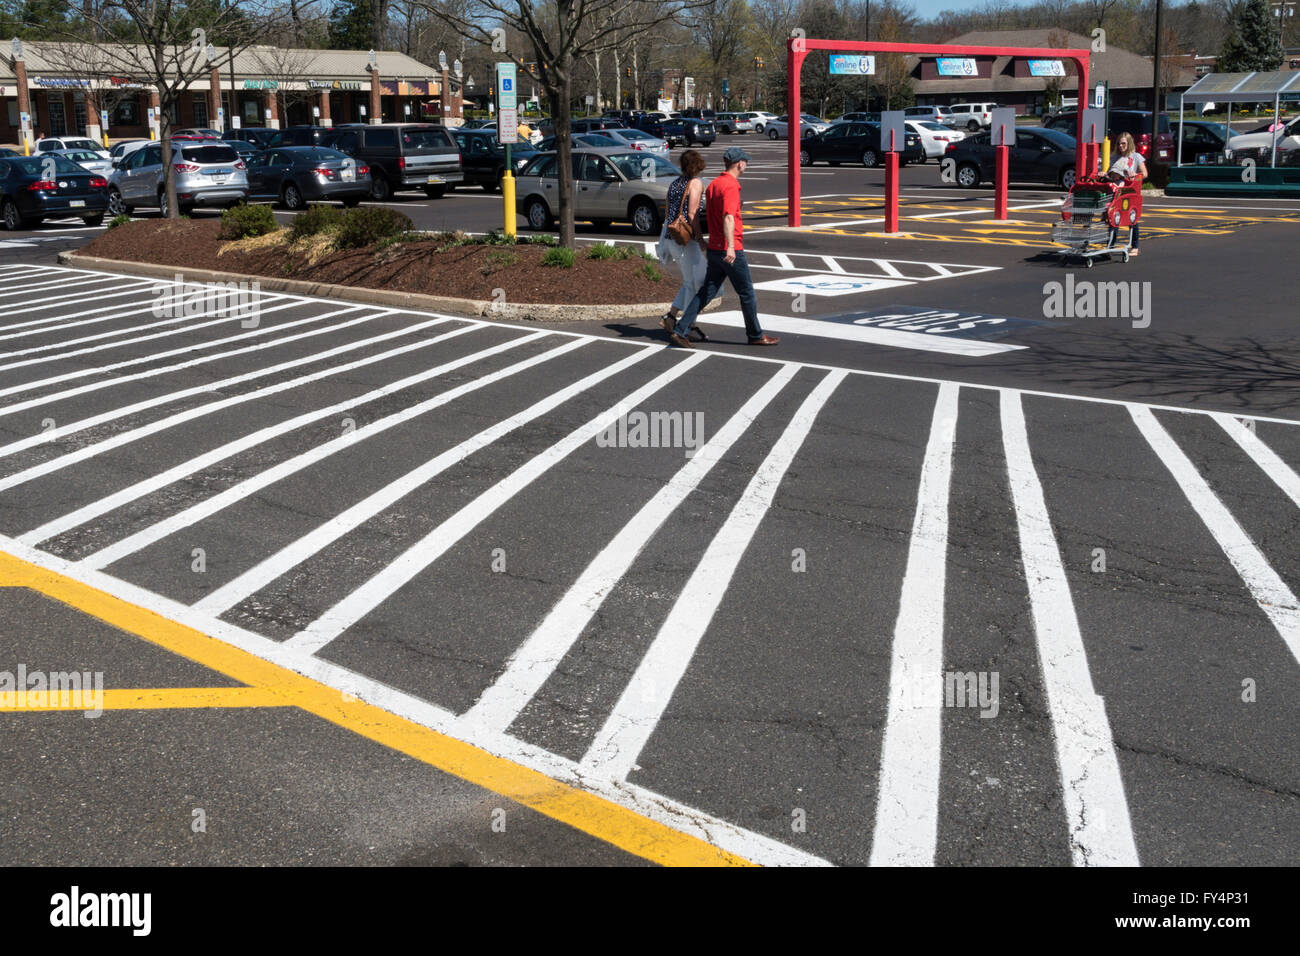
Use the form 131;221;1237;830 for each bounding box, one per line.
11;36;22;60
438;50;448;72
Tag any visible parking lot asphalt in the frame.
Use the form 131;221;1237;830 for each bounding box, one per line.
1;132;1298;868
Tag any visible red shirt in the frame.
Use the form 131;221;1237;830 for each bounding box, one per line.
705;173;743;251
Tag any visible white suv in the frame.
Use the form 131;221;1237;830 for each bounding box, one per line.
948;103;999;132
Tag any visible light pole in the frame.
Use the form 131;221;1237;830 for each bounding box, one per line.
1273;2;1296;47
753;56;763;110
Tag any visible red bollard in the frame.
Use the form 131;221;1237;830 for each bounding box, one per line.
994;144;1009;220
885;150;899;233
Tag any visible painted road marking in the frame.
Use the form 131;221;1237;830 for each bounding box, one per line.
582;369;848;781
0;686;292;712
870;382;958;866
752;274;913;296
1001;391;1140;867
700;311;1026;356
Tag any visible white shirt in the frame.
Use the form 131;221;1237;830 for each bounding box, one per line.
1110;153;1142;179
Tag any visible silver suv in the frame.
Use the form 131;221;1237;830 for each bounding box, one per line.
108;141;249;216
948;103;999;132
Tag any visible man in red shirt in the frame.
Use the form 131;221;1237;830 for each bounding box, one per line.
667;146;778;347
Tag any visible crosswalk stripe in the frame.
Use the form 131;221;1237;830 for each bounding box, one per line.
465;363;801;735
76;332;581;572
581;369;848;781
285;352;708;655
0;315;458;465
0;306;371;418
1002;391;1140;867
14;324;503;541
1134;407;1300;666
869;381;959;866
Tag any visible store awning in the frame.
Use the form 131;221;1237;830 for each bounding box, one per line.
1180;70;1300;103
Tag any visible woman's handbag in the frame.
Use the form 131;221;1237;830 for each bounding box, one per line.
666;212;693;245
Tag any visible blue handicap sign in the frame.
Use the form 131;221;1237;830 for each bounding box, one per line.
502;78;513;91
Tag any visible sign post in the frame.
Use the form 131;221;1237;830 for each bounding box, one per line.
880;110;905;233
497;61;518;238
1081;106;1106;178
20;111;31;155
991;107;1015;219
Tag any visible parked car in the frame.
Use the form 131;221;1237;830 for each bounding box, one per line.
716;112;755;134
831;111;880;125
265;125;335;148
907;120;965;160
450;127;540;191
0;153;109;229
1044;109;1174;164
600;127;670;155
515;148;678;235
800;122;924;167
536;132;622;151
634;115;687;147
945;126;1078;189
107;140;248;216
53;148;114;177
1170;120;1234;161
109;139;149;160
903;105;959;127
947;103;999;132
765;114;831;140
172;128;223;139
680;117;717;146
679;108;717;121
1224;114;1300;162
746;111;779;132
459;118;496;129
0;148;17;158
224;127;278;150
243;146;371;209
225;139;262;163
34;136;108;155
570;117;628;134
320;123;462;199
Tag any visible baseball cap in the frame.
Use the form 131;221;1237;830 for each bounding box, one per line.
722;145;752;165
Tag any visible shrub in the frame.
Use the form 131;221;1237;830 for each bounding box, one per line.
541;246;576;268
586;243;635;261
374;230;425;251
217;203;278;240
107;213;131;230
290;203;344;241
333;206;414;250
636;262;663;282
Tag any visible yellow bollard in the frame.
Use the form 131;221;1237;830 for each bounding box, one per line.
502;170;516;238
1101;137;1110;176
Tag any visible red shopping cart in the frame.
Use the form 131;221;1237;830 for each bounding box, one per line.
1050;176;1143;267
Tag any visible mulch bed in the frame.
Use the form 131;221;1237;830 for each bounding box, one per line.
80;219;671;304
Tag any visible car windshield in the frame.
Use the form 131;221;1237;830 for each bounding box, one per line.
63;139;100;150
65;151;102;161
402;128;453;150
920;121;950;131
801;115;824;123
605;151;678;179
577;134;619;147
10;155;89;175
616;129;655;140
180;145;239;163
307;148;351;161
936;107;954;115
1036;126;1077;149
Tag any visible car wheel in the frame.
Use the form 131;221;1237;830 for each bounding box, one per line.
425;184;446;198
82;213;105;226
526;197;553;230
107;188;126;217
968;120;980;132
957;163;980;188
630;199;660;236
1060;166;1077;190
862;149;878;167
1;198;23;231
768;128;779;140
158;190;169;217
281;181;305;210
481;177;499;193
370;173;391;201
799;149;813;166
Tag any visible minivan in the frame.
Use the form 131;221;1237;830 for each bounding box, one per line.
322;123;462;199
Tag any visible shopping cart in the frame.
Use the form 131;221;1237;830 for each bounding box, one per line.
1050;177;1143;266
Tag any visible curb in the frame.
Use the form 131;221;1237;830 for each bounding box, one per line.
57;252;720;323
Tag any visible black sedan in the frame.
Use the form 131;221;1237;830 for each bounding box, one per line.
223;127;278;150
635;116;687;147
0;154;108;229
799;121;924;168
1170;120;1232;162
450;128;539;192
244;147;371;209
946;126;1078;189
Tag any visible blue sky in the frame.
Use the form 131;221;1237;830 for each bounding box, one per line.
909;0;1001;21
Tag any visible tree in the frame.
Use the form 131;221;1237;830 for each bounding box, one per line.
1218;0;1284;72
328;0;375;48
252;40;318;124
425;0;708;248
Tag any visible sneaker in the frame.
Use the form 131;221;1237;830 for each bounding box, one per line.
660;313;677;334
1129;248;1140;256
747;334;780;347
689;325;709;342
669;332;695;349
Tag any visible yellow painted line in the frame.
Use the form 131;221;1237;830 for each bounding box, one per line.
0;550;752;867
1;686;291;712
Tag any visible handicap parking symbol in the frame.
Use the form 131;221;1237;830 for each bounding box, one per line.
752;274;913;297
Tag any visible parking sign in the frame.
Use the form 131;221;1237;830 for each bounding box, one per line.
497;62;517;110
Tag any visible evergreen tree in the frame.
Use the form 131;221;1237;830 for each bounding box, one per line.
328;0;374;50
1218;0;1284;73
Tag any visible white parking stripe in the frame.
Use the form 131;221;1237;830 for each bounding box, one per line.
1002;391;1139;867
77;332;585;572
0;275;128;298
285;352;706;655
1136;407;1300;666
464;363;800;735
0;306;370;419
1213;414;1300;513
581;369;847;781
868;382;958;866
0;281;158;317
192;338;661;614
0;295;187;340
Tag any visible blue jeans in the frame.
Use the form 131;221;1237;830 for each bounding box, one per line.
673;249;763;340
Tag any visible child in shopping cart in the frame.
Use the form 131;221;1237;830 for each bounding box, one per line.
1107;132;1147;256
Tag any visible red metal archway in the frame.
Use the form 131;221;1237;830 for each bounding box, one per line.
786;39;1093;227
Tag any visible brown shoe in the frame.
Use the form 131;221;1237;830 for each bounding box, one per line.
669;332;695;349
747;334;780;347
660;314;675;333
689;325;709;342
